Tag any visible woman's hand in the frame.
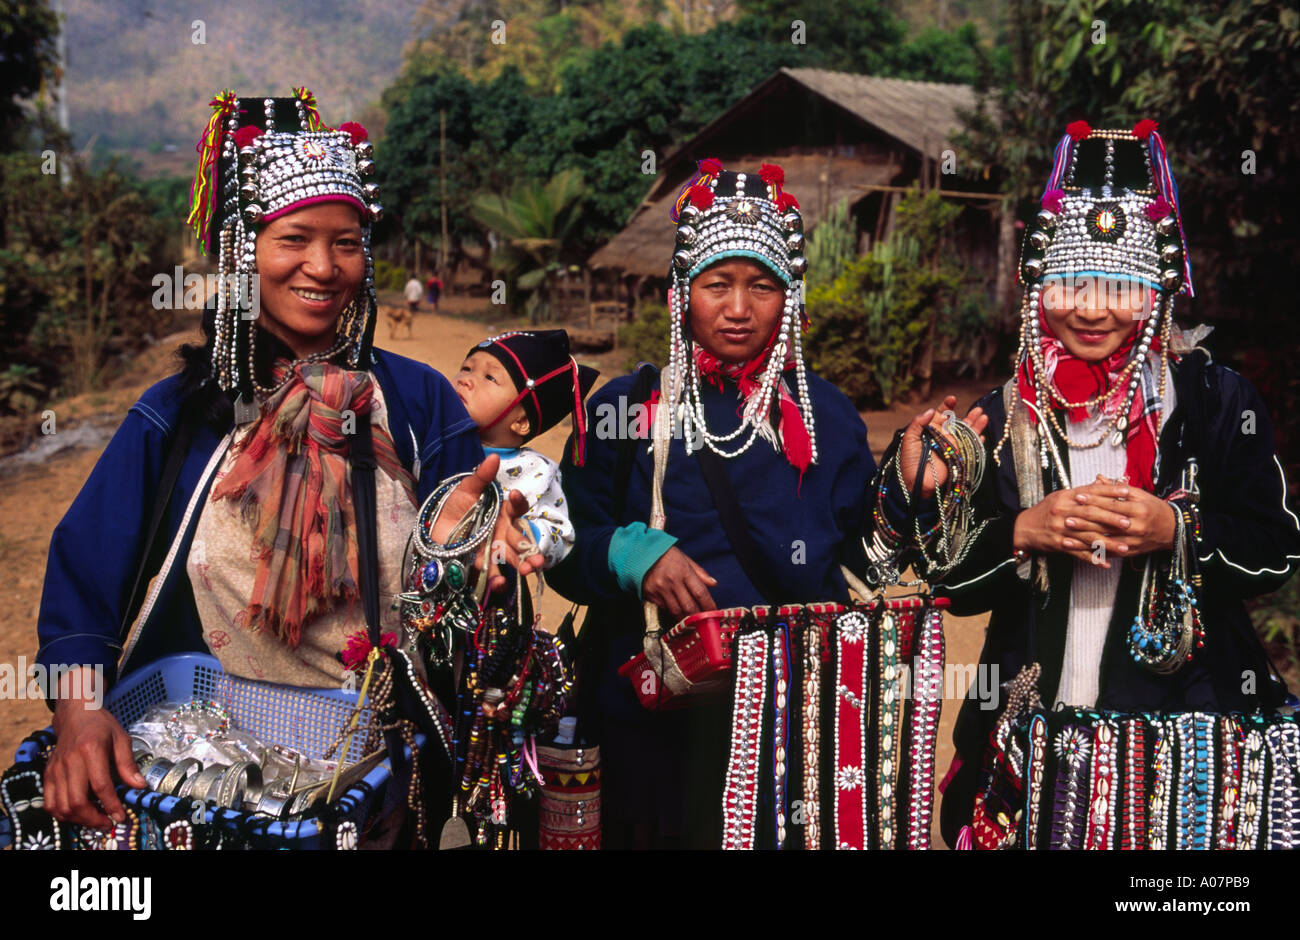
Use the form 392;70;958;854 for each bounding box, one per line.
1012;476;1174;568
642;547;718;621
432;455;541;592
1070;476;1177;557
45;673;146;829
898;395;989;496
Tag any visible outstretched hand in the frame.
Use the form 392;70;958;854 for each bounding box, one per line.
432;454;542;592
898;394;989;497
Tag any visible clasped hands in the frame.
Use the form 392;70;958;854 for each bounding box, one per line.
1012;473;1178;568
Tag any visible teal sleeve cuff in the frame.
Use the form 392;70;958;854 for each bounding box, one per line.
608;523;678;598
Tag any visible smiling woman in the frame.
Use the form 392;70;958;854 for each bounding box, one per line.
30;89;539;841
254;204;366;357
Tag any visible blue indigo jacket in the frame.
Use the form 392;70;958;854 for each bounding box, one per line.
34;348;483;698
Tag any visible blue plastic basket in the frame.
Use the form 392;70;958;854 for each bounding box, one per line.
11;653;417;850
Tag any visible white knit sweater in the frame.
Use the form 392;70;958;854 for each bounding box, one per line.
1055;364;1177;708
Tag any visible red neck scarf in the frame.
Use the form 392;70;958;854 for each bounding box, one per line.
692;332;813;475
211;361;415;648
1016;308;1163;491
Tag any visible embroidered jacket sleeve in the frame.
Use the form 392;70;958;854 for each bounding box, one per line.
498;449;576;569
1188;364;1300;597
35;383;178;689
547;374;664;604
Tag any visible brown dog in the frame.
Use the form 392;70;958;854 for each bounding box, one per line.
383;303;414;339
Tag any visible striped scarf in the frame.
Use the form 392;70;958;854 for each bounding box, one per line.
211;361;415;648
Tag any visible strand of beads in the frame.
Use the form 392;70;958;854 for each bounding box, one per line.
1216;716;1241;849
1265;721;1300;850
1236;727;1265;849
1120;718;1147;850
1148;720;1173;850
721;631;769;850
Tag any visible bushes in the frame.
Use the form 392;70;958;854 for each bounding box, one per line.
617;301;669;371
804;234;957;408
372;259;409;292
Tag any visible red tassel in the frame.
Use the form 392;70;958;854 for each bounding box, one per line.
1066;120;1092;141
779;396;812;473
1133;119;1159;139
1041;188;1065;213
233;126;263;149
689;185;714;209
776;191;800;212
759;162;785;186
699;157;724;175
1144;197;1172;221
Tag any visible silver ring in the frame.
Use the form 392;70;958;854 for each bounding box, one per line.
189;763;227;805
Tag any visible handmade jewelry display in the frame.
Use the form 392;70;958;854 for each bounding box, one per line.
966;704;1300;850
718;599;947;850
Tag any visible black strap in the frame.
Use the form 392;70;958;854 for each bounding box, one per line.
350;413;407;772
119;406;202;647
694;444;780;605
614;364;657;521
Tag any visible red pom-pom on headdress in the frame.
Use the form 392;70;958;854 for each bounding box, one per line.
759;163;785;186
232;125;263;149
338;122;368;146
1145;197;1172;221
776;191;800;212
1041;188;1065;213
689;185;714;209
1066;120;1092;141
699;157;723;176
1133;119;1159;139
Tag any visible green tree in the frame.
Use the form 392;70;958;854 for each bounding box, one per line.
0;0;60;152
470;168;586;320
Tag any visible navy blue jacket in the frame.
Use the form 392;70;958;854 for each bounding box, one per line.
934;350;1300;844
547;365;879;845
35;348;483;695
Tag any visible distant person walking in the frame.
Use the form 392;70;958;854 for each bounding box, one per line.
404;275;422;314
426;274;443;312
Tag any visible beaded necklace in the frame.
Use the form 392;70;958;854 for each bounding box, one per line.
1148;720;1173;850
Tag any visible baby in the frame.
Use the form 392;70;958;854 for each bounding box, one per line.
455;330;598;569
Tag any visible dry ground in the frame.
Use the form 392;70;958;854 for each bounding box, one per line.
0;297;991;846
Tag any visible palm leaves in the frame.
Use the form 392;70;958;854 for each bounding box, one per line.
470;168;585;320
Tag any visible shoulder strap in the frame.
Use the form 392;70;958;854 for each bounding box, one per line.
694;443;780;605
349;412;408;772
119;404;201;643
614;364;657;521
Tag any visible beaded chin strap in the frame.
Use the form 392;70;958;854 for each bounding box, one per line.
665;161;818;467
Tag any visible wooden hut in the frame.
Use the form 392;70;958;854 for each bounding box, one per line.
588;67;1010;316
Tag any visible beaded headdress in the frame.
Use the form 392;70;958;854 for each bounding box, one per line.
664;159;817;469
1000;119;1193;482
187;88;384;414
